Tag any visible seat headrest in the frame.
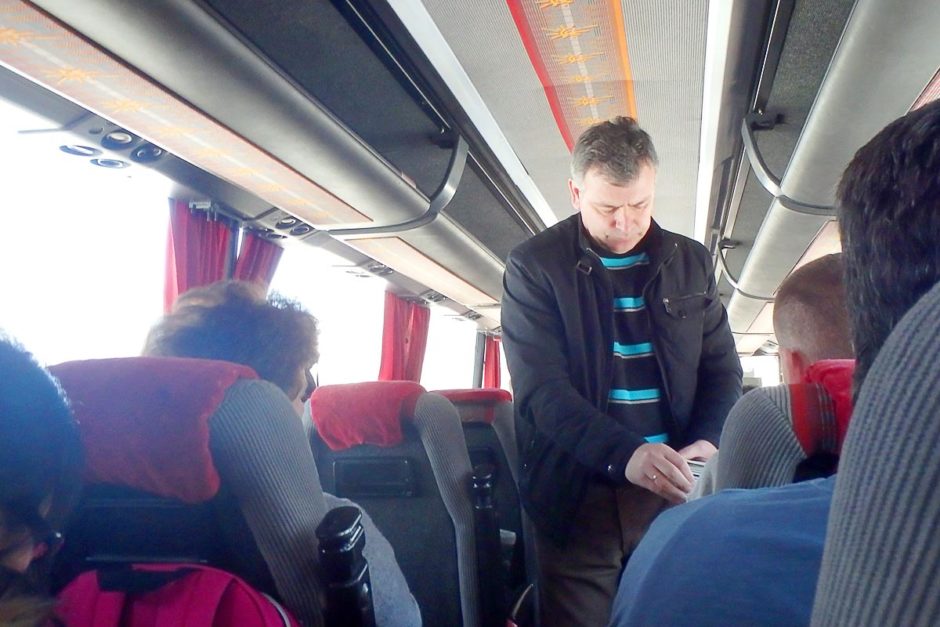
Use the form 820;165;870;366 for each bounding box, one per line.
806;360;855;447
434;388;512;423
50;357;258;503
311;381;426;451
789;359;856;455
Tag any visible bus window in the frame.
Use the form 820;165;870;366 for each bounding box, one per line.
273;242;481;388
0;96;170;365
500;341;512;392
740;355;781;389
420;308;477;390
269;243;385;385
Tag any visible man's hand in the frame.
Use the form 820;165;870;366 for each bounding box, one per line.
625;443;694;504
678;439;718;461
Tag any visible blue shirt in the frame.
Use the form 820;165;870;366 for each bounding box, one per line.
609;476;835;627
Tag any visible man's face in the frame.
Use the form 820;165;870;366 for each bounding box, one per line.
570;163;656;255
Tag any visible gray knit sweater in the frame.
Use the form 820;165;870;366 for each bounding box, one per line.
209;379;421;626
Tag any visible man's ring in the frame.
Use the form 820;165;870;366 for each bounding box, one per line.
649;473;657;481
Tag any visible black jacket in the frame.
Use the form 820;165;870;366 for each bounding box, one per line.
501;215;742;545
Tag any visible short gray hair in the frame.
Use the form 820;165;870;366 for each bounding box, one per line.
773;253;854;363
570;116;658;184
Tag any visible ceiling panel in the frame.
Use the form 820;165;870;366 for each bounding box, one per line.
421;0;709;237
621;0;707;237
419;0;572;221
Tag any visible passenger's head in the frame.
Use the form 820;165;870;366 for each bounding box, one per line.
0;336;82;576
143;281;319;405
570;116;659;254
773;253;853;383
837;99;940;392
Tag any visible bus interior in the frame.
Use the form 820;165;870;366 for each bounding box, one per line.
1;0;939;624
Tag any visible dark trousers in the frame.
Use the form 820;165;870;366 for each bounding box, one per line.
534;483;666;627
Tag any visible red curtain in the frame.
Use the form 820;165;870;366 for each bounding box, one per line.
164;199;233;312
233;231;283;288
378;292;430;382
483;335;502;388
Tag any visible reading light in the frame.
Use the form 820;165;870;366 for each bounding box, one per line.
60;145;102;157
365;261;394;277
130;143;165;163
420;290;446;304
90;158;130;169
101;130;138;150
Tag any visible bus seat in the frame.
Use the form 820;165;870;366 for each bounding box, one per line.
434;389;517;478
310;381;480;627
434;389;529;586
811;282;940;626
47;356;333;625
715;360;855;492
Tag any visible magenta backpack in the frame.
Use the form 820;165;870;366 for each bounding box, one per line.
56;563;300;626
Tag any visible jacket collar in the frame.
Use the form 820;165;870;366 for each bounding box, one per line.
574;216;669;275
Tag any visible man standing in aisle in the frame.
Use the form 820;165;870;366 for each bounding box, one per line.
501;116;742;627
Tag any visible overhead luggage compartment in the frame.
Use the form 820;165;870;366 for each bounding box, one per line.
18;0;548;325
716;0;940;352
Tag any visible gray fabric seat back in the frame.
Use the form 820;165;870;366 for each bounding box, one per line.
812;282;940;626
437;392;521;530
712;365;852;495
435;389;535;589
311;382;479;627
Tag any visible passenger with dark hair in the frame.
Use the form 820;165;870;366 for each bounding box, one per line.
609;99;940;627
0;336;83;627
502;116;741;627
835;100;940;395
147;280;319;406
144;281;421;627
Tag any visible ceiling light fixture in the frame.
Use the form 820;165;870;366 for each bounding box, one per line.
100;129;138;150
59;144;102;157
90;158;130;169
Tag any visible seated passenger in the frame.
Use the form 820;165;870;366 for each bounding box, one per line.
694;253;854;497
609;98;940;626
612;476;835;627
144;281;421;627
0;336;83;626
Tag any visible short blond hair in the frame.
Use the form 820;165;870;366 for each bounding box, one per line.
773;254;853;363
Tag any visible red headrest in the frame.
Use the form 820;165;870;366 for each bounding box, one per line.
806;359;855;448
311;381;426;451
435;388;512;404
788;359;856;455
434;388;512;423
50;357;258;503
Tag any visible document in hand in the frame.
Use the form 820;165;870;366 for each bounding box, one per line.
687;459;706;480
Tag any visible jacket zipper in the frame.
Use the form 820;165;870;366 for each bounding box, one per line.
585;248;615;412
662;292;708;318
643;243;678;428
